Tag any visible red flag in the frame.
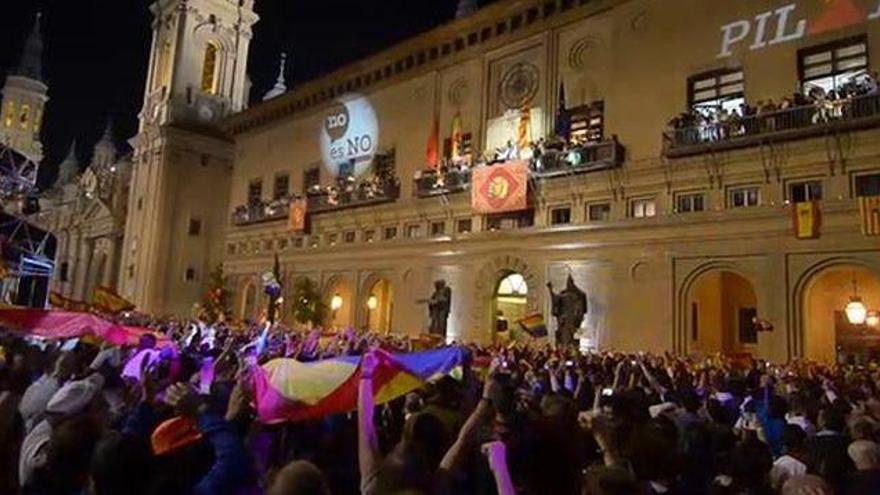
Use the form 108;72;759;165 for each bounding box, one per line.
471;160;529;214
809;0;865;35
426;116;439;169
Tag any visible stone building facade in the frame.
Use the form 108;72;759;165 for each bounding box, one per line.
122;0;880;362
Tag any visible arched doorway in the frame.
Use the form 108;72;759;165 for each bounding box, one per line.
687;270;758;355
325;278;353;329
493;272;528;340
803;265;880;364
241;283;257;322
364;278;392;333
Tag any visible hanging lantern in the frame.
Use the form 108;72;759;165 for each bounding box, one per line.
845;297;868;325
367;294;378;310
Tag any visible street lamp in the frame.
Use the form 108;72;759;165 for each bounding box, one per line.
845;273;868;326
367;294;378;310
331;294;343;311
867;311;880;329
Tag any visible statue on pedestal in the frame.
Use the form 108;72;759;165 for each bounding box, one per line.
426;280;452;337
547;275;587;347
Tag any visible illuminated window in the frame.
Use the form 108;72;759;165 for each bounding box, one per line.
631;198;656;218
156;40;172;89
729;186;760;208
19;104;30;130
688;68;745;117
32;107;42;133
201;42;220;94
588;203;611;222
405;224;422;239
3;101;15;128
497;273;528;297
799;36;868;94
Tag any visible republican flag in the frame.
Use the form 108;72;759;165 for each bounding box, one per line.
517;103;531;149
426;115;439;169
518;313;548;338
251;347;466;423
289;198;307;232
792;201;821;239
555;81;570;141
859;196;880;236
451;112;464;159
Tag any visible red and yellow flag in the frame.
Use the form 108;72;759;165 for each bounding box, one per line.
859;196;880;236
92;286;135;314
289;198;307;232
451;112;463;159
517;103;531;149
471;160;529;214
792;201;821;239
426;116;439;169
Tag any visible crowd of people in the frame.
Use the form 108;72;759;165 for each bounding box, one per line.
2;318;880;495
667;73;880;147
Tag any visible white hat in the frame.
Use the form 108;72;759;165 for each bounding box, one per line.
46;374;104;415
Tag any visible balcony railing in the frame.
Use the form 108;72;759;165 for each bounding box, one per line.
308;178;401;214
231;199;290;226
414;168;472;198
532;137;625;178
663;92;880;158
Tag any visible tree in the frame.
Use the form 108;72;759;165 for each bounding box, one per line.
203;264;230;323
291;277;327;327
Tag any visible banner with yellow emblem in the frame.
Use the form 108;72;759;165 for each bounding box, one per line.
289;198;308;232
471;161;529;214
792;201;821;239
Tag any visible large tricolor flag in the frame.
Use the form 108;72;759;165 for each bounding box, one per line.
0;308;169;347
252;347;466;423
471;160;529;214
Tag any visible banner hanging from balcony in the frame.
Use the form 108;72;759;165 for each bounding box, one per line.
289;199;307;232
859;196;880;236
792;201;821;239
471;161;529;214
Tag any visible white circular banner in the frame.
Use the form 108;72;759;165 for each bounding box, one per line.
319;93;379;178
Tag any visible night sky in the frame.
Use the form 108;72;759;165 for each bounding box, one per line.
0;0;491;187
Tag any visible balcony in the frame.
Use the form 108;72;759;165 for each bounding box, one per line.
531;137;625;178
231;199;290;226
414;168;472;198
307;177;401;214
663;92;880;158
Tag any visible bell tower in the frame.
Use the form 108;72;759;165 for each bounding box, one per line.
120;0;258;314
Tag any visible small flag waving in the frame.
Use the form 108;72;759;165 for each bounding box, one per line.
792;201;821;239
426;116;439;169
860;196;880;236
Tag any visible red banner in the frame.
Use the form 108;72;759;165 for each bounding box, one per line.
289;199;307;232
471;161;529;214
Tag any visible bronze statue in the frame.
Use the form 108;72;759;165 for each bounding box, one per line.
426;279;452;337
547;275;587;347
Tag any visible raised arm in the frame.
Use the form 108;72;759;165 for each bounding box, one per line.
482;441;516;495
358;351;381;481
439;360;500;473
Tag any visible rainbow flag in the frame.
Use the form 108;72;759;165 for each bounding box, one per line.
518;313;548;338
252;347;466;423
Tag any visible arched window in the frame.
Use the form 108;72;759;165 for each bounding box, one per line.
19;104;30;130
201;41;220;94
156;40;172;90
496;273;528;297
3;101;15;128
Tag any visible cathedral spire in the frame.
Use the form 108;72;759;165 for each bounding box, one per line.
262;52;288;101
55;142;79;187
13;12;44;82
455;0;479;19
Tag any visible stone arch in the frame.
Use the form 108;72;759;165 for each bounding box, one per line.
675;260;760;355
472;255;540;342
360;272;394;332
323;273;355;329
790;255;880;360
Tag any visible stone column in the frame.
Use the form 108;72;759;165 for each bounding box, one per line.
103;236;119;289
74;237;94;301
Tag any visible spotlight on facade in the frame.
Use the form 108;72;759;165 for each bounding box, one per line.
366;294;378;310
866;311;880;329
331;294;343;311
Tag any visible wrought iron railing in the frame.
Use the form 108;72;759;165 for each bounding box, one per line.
532;137;625;178
231;199;290;226
414;168;472;198
663;93;880;157
308;179;401;214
